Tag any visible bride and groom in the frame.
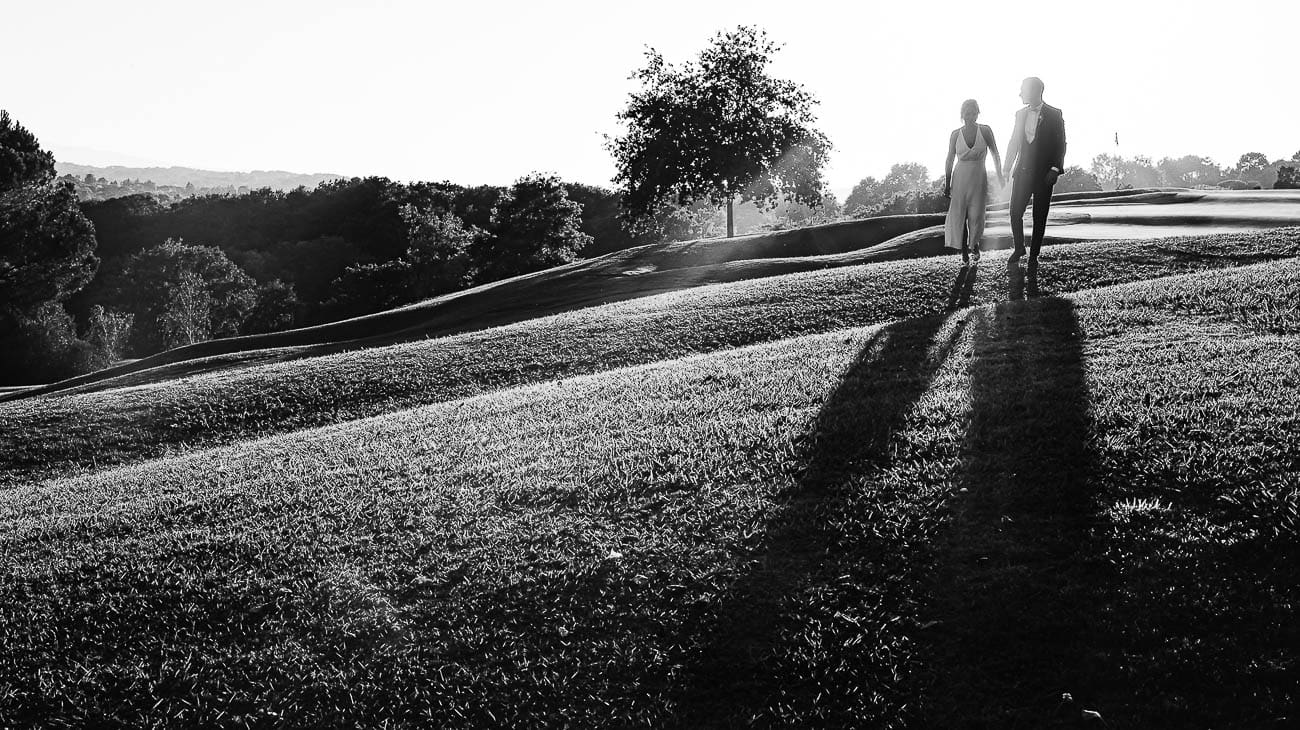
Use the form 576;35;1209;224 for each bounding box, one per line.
943;76;1066;271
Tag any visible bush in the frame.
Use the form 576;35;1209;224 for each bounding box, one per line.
1274;165;1300;190
1217;179;1259;190
1056;166;1103;193
0;302;96;384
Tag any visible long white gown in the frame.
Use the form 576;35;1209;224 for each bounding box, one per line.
945;126;989;250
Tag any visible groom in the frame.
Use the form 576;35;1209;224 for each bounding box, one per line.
1003;77;1066;267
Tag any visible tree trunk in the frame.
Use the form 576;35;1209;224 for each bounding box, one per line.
726;197;734;238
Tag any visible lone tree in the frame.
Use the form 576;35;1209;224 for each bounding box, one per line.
1234;151;1270;183
609;26;830;238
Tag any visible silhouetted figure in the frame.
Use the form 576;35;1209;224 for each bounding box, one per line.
1003;77;1066;266
944;99;1004;266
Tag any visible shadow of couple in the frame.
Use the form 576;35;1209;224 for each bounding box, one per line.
668;293;1095;727
946;260;1041;312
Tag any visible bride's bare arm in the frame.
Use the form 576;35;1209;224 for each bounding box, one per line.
1004;110;1023;178
944;130;958;195
983;125;1005;186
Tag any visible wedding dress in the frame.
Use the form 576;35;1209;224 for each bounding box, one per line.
945;127;989;252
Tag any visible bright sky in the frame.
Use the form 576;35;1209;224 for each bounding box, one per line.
4;0;1297;198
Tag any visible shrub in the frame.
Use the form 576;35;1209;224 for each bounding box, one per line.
1273;165;1300;190
1217;179;1255;190
0;302;96;384
1056;166;1103;193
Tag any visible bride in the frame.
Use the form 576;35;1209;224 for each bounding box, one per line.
944;99;1004;264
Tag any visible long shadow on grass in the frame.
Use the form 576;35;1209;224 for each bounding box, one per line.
668;308;971;727
947;265;978;311
918;297;1099;728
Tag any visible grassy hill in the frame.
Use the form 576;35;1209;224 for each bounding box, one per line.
0;221;1296;726
3;229;1297;489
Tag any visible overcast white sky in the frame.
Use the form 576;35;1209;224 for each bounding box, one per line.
4;0;1297;197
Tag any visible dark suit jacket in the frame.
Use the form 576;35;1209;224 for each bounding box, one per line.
1006;103;1067;181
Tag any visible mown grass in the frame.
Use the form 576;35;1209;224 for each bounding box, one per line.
2;229;1297;488
0;258;1295;727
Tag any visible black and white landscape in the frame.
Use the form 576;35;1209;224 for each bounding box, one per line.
1;1;1297;727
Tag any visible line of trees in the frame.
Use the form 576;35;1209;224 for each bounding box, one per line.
837;148;1300;220
1088;151;1300;191
1;109;649;384
64;175;618;365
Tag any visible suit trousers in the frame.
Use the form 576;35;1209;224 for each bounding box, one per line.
1010;170;1054;257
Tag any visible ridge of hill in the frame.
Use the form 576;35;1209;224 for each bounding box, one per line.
54;162;344;191
1;257;1295;726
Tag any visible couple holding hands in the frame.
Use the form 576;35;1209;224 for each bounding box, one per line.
943;76;1066;269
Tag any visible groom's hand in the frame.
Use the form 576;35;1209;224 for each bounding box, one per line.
1045;169;1060;186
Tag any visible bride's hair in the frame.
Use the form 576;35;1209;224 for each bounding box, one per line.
961;99;979;117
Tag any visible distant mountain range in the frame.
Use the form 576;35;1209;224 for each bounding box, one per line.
55;162;344;191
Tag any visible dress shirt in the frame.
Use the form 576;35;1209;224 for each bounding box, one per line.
1024;104;1042;144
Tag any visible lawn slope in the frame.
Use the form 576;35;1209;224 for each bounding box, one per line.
1;259;1295;727
2;229;1297;488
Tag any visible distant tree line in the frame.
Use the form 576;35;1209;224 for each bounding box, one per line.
0;108;663;384
62;175;645;366
1087;150;1300;191
839;149;1300;220
58;174;261;203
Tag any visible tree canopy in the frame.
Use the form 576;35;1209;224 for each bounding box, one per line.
0;111;55;192
106;240;259;353
0;183;98;317
476;174;591;281
609;26;830;237
1234;152;1271;182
